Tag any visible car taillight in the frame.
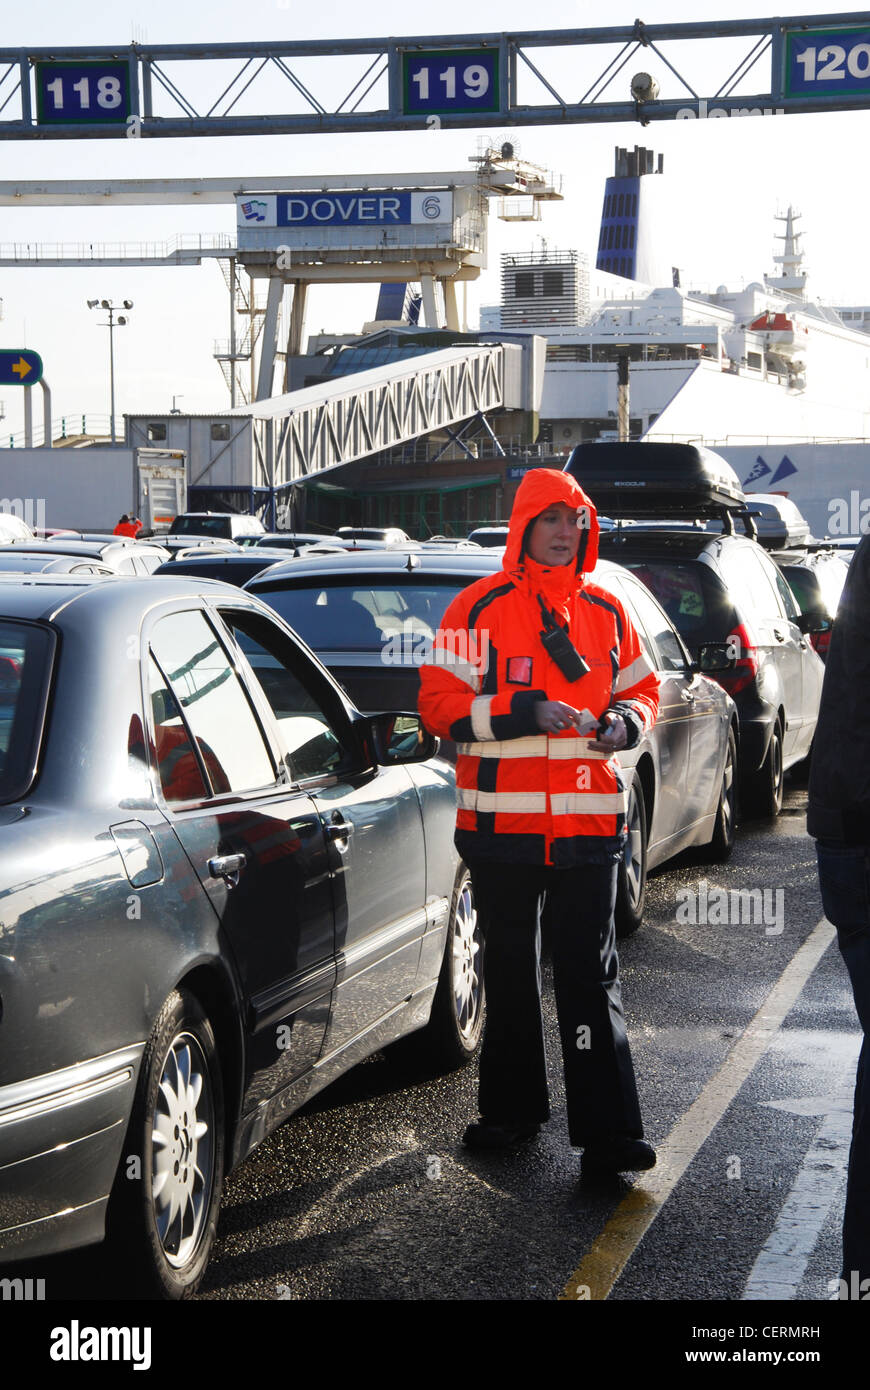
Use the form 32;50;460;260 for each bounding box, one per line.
714;624;759;696
811;627;831;658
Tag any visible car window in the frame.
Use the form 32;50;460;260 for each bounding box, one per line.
780;565;818;615
722;546;785;621
217;608;352;782
619;558;728;645
0;620;54;802
147;656;211;804
253;578;466;653
616;574;689;673
150;609;275;795
762;553;800;621
134;551;165;574
813;557;849;615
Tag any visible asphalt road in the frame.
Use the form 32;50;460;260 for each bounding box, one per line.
195;771;860;1303
21;771;861;1317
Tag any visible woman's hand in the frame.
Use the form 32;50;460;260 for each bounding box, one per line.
534;700;587;734
588;711;628;753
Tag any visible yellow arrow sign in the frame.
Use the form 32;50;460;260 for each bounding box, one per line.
11;356;32;380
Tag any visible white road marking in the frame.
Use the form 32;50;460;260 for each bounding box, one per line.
742;1062;858;1300
561;914;836;1300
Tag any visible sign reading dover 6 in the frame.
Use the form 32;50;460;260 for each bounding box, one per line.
237;192;453;228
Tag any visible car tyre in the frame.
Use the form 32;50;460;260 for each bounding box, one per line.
418;863;484;1068
616;773;647;938
107;988;224;1299
744;718;784;818
707;726;738;861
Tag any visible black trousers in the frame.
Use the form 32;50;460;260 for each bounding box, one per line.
468;859;644;1146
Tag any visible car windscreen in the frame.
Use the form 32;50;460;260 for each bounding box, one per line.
0;620;55;801
617;558;734;644
252;577;468;653
170;517;230;538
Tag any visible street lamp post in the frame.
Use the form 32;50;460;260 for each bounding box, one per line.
87;298;133;444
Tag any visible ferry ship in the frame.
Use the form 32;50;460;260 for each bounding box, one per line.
481;147;870;538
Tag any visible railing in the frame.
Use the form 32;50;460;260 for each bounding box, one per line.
0;233;234;263
648;433;870;446
4;413;114;448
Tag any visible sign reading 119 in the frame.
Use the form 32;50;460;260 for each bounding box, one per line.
35;62;132;124
402;49;499;116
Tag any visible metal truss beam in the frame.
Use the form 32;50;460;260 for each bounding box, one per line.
226;344;518;486
4;15;870;139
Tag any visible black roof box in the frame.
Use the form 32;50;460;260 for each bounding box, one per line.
743;493;812;550
564;443;746;519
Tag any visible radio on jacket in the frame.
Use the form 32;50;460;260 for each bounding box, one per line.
537;596;590;682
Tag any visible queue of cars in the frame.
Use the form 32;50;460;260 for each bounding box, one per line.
0;570;477;1297
0;454;851;1296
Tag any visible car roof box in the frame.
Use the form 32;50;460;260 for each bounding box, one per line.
744;493;812;550
564;443;746;519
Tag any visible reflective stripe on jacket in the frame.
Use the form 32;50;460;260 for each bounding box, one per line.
418;471;659;867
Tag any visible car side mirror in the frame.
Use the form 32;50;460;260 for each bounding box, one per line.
695;642;737;673
368;712;438;764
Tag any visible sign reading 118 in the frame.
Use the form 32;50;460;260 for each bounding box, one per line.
35;62;132;124
402;50;499;116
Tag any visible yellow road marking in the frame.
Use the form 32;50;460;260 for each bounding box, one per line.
560;914;836;1300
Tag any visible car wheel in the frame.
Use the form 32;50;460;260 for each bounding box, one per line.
418;863;485;1067
615;773;647;938
108;989;225;1299
707;727;738;861
744;718;784;818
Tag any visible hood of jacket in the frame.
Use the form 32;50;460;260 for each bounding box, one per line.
502;468;600;609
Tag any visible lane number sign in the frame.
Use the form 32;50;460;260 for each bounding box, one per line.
402;49;499;116
786;27;870;96
35;61;132;124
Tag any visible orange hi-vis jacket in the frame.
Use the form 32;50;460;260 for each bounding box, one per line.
418;470;660;867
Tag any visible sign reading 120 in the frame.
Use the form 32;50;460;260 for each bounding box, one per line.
786;27;870;96
402;49;499;116
35;62;132;124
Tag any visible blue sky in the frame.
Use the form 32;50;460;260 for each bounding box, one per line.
2;1;869;440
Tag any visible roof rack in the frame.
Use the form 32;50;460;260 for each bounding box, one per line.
564;442;747;524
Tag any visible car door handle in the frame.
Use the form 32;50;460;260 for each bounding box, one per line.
680;689;695;703
208;853;246;886
324;814;354;846
773;626;786;642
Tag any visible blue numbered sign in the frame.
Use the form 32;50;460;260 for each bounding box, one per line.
786;27;870;97
36;62;131;124
402;50;499;116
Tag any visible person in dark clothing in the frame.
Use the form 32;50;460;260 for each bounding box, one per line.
808;531;870;1291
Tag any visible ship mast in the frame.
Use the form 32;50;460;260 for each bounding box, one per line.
764;206;808;299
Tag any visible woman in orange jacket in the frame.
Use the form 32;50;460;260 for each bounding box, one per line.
418;469;660;1174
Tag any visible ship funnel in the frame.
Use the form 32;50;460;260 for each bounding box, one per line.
596;145;669;286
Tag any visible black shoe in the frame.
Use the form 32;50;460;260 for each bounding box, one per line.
462;1120;541;1151
580;1137;656;1177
